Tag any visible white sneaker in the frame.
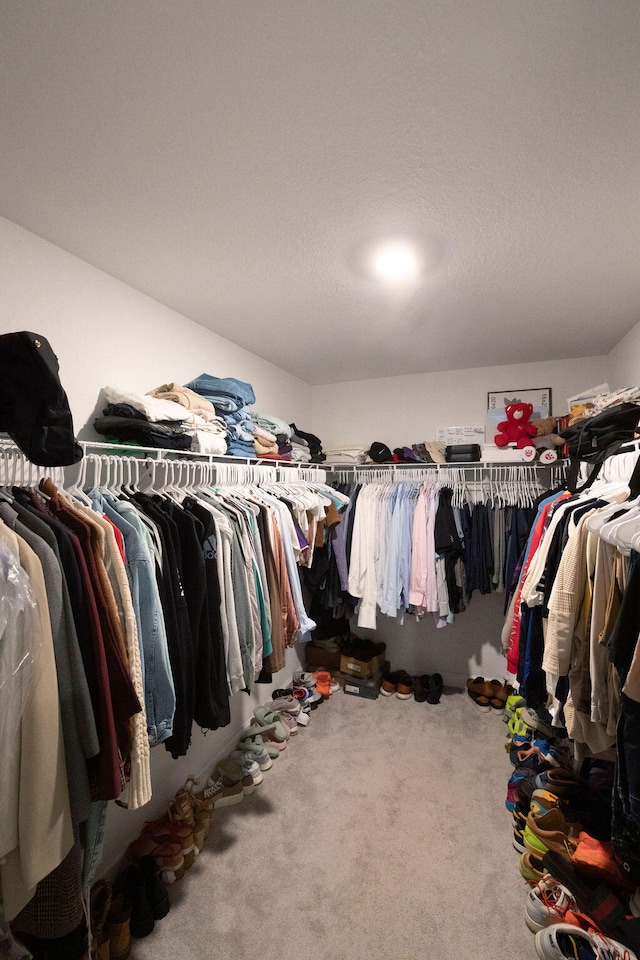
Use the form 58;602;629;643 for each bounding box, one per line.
525;876;577;933
534;923;635;959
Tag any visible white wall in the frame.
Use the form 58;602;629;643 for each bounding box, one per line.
0;215;312;435
607;319;640;391
313;354;609;690
0;215;314;877
311;356;609;452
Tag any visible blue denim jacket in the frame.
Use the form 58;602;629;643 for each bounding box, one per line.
92;491;176;745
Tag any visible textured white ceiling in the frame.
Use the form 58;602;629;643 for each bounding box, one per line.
1;0;639;384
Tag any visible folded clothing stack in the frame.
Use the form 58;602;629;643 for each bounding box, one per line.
93;386;227;453
323;447;368;463
146;383;227;454
251;412;293;460
290;431;311;462
185;374;256;457
289;423;325;463
253;424;281;459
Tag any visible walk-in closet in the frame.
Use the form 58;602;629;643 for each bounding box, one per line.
2;3;640;959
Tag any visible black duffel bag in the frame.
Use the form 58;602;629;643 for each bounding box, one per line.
560;402;640;492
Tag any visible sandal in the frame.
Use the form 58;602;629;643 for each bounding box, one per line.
466;676;496;713
253;706;289;742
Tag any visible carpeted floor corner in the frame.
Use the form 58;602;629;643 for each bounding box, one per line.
130;688;538;960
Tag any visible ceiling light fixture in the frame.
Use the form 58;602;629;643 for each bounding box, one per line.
369;239;423;284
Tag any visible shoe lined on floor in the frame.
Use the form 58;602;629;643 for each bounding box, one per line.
312;671;332;697
381;670;401;696
396;671;414;700
526;876;579;934
201;771;244;808
466;676;501;712
169;782;201;858
116;865;155;940
534;923;635;960
427;673;443;704
292;671;317;688
137;855;170;922
83;879;112;960
127;833;185;885
230;750;264;785
513;801;529;853
524;808;582;860
413;674;431;702
240;726;280;759
236;730;273;768
521;851;548;885
253;706;290;742
488;680;514;711
216;756;256;794
266;696;301;715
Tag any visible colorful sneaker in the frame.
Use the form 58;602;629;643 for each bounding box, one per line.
520;851;548;885
525;876;579;933
524;808;581;860
513;801;529;853
504;692;526;722
534;924;635;960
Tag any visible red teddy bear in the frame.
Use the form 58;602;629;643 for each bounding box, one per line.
494;402;537;449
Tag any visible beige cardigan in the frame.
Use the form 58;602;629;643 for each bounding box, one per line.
0;521;73;921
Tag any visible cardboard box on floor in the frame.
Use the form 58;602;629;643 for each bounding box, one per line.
341;667;386;700
340;649;386;679
304;642;342;671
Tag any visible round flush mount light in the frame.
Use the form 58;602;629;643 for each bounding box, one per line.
350;231;441;286
370;239;423;284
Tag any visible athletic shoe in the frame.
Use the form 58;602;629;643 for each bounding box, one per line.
266;696;301;716
530;789;564;819
229;750;264;786
521;851;548;885
329;677;341;694
521;706;556;739
292;671;317;688
201;771;244;808
513;802;529;853
534;923;635;959
526;876;579;933
127;834;185;885
139;814;195;871
524;808;581;860
534;768;584;798
504;692;526;722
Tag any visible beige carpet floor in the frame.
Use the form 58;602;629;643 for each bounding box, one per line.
130;687;538;960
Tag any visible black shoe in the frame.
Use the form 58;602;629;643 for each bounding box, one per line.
427;674;443;704
118;865;155;939
138;855;170;921
413;675;431;703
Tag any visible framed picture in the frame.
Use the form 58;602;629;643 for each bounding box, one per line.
485;387;552;444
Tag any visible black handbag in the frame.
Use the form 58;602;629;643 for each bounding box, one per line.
445;443;482;463
0;331;83;466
